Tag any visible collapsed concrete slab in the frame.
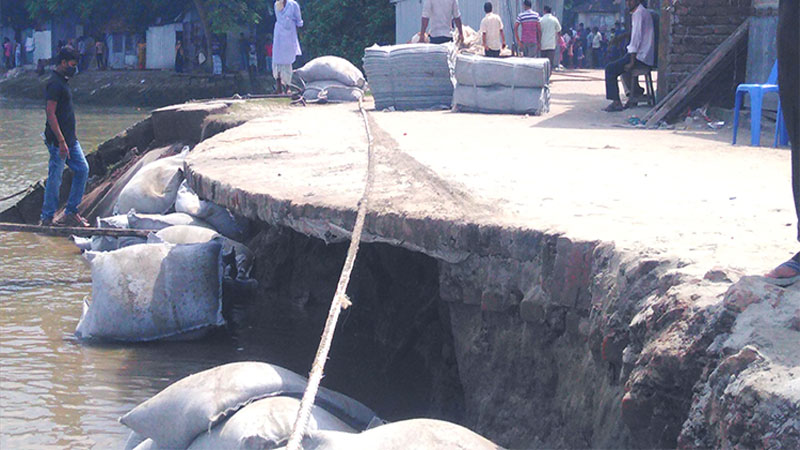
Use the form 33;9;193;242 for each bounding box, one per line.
177;100;799;448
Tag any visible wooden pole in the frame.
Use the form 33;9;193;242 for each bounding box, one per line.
644;18;750;128
0;222;157;238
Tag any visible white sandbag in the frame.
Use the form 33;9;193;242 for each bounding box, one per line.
295;56;366;88
453;84;550;115
97;214;129;229
188;396;355;450
124;431;149;450
174;181;250;240
454;54;550;88
75;241;224;342
302;81;364;103
71;236;93;251
119;362;379;450
114;150;188;215
149;225;253;279
127;212;213;231
296;419;500;450
151;224;220;244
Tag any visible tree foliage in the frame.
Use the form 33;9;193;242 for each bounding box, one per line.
296;0;394;69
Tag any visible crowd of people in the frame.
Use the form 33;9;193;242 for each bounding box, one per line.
2;36;35;70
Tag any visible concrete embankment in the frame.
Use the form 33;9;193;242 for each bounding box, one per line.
0;68;274;108
182;97;799;449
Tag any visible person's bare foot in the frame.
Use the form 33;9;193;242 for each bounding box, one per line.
765;252;800;286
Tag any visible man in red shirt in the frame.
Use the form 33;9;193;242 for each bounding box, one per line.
514;0;541;57
264;35;273;75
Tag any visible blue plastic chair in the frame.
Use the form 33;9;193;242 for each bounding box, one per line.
774;99;790;147
732;61;779;146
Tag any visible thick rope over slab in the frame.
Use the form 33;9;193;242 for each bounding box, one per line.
286;98;376;450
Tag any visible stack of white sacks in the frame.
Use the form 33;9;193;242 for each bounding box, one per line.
363;43;455;110
453;54;551;115
71;146;254;342
121;362;499;450
294;56;367;103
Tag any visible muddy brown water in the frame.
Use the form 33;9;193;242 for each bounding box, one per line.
0;97;310;449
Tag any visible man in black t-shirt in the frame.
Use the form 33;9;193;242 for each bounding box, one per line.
40;47;90;227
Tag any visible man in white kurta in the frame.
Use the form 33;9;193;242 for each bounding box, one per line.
272;0;303;93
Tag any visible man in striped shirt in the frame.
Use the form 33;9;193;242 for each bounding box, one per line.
514;0;541;57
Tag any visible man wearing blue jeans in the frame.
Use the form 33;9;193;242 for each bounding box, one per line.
40;47;90;228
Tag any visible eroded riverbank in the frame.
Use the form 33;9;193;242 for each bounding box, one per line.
3;73;798;448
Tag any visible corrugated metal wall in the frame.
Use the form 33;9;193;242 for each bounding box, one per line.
393;0;522;46
394;0;567;48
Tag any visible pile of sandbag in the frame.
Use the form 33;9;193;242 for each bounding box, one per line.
295;56;366;103
72;146;256;342
295;419;500;449
363;43;454;110
453;53;551;115
120;362;380;450
75;240;225;342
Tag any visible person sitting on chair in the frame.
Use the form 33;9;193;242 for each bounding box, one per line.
603;0;654;112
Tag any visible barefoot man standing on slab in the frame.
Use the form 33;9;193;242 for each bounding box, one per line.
272;0;303;94
40;47;90;228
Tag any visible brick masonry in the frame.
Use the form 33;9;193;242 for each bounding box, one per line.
662;0;752;102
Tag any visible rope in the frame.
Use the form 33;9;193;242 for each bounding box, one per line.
285;97;376;450
0;186;32;203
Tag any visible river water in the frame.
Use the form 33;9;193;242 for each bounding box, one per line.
0;97;261;449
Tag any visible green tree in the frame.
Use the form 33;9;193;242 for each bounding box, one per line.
2;0;35;32
297;0;394;69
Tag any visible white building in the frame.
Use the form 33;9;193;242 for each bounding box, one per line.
391;0;563;47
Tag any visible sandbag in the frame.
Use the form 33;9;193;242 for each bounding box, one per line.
188;396;355;450
114;150;188;215
75;241;224;342
454;54;550;88
295;419;501;450
151;224;220;244
71;236;93;252
302;81;364;103
453;85;550;115
149;225;254;279
72;235;146;252
174;181;250;240
97;214;129;229
119;362;379;450
127;212;213;231
294;56;366;88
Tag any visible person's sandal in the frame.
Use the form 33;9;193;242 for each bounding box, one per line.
60;213;91;228
765;259;800;287
603;103;624;112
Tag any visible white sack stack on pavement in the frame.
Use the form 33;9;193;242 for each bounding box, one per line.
453;53;551;115
363;43;454;110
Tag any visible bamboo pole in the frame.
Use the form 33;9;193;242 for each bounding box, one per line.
0;222;157;238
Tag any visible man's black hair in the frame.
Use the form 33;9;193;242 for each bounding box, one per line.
524;0;532;7
484;2;492;13
544;6;552;13
56;47;79;65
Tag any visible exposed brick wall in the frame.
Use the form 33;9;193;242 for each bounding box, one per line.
664;0;752;94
